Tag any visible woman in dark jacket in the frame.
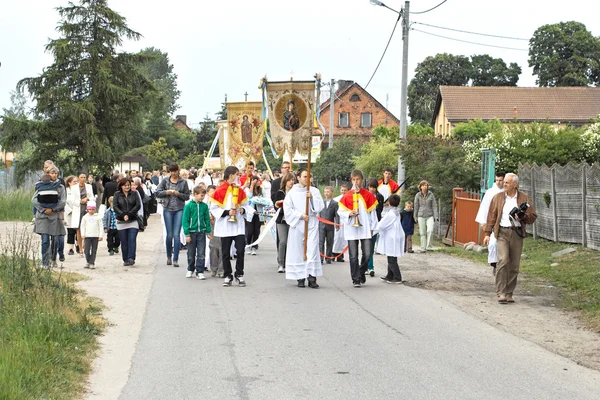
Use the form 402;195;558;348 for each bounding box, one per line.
113;178;142;266
274;172;295;273
155;163;190;267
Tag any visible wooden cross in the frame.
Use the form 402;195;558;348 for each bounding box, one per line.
244;92;248;101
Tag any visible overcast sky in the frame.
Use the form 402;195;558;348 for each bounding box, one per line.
1;0;598;128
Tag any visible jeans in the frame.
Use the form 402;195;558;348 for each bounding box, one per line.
163;209;183;261
385;256;402;281
221;235;246;279
367;234;378;270
418;216;434;250
84;237;99;265
187;232;206;273
276;223;289;268
106;229;120;252
348;238;371;282
118;228;138;262
41;234;59;266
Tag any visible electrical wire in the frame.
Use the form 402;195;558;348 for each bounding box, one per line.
364;13;402;90
414;21;529;41
410;0;448;14
412;28;529;51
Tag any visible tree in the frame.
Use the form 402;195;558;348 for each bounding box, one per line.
451;119;503;142
1;0;154;173
216;94;228;121
529;21;600;87
146;137;177;170
471;55;521;86
354;137;398;180
196;113;218;156
136;47;181;116
2;89;28;119
372;125;399;142
312;136;359;184
406;122;434;138
408;53;472;124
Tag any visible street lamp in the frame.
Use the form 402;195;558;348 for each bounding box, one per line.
370;0;409;192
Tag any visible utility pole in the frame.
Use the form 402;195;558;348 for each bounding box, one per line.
329;79;335;148
398;0;409;191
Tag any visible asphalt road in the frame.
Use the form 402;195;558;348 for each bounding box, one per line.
120;236;599;400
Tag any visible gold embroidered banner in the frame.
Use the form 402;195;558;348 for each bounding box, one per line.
266;81;315;156
225;102;264;165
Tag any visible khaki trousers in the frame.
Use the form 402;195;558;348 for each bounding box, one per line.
495;227;524;296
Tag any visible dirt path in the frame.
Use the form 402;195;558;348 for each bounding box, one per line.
397;246;600;372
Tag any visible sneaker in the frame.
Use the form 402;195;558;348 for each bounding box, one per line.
211;270;217;277
68;249;75;255
506;295;515;303
166;258;172;266
90;264;96;270
353;281;361;288
114;248;119;254
123;261;129;267
388;279;402;284
197;272;206;280
130;260;136;266
223;276;233;286
173;261;179;268
236;276;246;287
277;266;285;273
109;250;115;256
380;276;391;283
369;270;375;277
251;249;257;256
360;274;366;284
84;264;91;269
245;249;251;255
186;271;194;278
59;255;65;262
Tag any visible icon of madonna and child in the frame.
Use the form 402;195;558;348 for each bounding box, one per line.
283;100;300;132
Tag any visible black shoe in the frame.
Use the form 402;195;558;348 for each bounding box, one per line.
308;280;319;289
297;279;306;288
353;281;361;288
123;261;129;266
380;276;391;283
114;248;119;254
326;260;331;264
338;258;345;262
68;249;75;255
129;259;135;266
167;258;172;266
388;279;403;284
59;255;65;262
360;274;366;284
369;270;375;277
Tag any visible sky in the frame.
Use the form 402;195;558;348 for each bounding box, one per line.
1;0;599;128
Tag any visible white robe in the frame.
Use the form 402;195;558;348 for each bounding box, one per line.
337;193;378;241
332;194;347;253
284;184;324;280
475;183;504;264
210;191;254;238
374;209;405;257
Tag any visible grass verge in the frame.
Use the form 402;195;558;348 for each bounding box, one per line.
436;235;600;331
0;189;35;222
0;227;104;400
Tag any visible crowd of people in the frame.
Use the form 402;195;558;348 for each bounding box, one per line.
31;159;537;301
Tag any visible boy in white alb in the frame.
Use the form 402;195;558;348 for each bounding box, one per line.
337;170;378;287
374;194;405;283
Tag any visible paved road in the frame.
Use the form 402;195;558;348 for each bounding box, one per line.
120;236;599;400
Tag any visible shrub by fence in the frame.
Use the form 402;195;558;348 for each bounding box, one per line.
0;167;40;192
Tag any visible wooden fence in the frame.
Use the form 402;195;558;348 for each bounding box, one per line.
519;163;600;251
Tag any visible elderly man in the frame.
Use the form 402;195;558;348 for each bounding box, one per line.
475;171;505;275
483;173;537;304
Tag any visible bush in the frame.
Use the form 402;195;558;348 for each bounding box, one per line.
0;189;35;221
354;137;398;180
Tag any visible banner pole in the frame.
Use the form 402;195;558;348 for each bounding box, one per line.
303;148;312;261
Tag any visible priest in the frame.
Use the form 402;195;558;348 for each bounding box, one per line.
283;168;325;288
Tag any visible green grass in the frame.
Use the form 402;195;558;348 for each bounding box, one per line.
0;189;35;221
0;228;103;400
436;235;600;331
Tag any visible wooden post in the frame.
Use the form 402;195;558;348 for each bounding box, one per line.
551;168;558;242
303;149;312;261
530;167;538;240
582;164;588;248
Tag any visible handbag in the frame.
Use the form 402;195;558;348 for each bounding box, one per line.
136;215;145;232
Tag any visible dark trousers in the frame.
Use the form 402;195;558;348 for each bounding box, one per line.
84;237;99;265
319;228;334;262
187;232;206;273
367;234;378;270
106;229;120;252
245;214;261;250
41;234;59;265
348;239;371;282
118;228;138;262
221;235;246;279
385;256;402;281
67;228;77;244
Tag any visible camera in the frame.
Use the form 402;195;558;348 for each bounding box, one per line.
509;202;529;221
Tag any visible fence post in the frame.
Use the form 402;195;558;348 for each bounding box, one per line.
551;168;558;242
582;164;587;248
530;166;537;240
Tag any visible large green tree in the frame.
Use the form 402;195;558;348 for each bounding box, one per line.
471;55;521;86
136;47;180;116
1;0;153;173
529;21;600;87
312;136;359;184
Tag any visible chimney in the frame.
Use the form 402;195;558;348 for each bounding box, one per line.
337;80;354;93
176;115;187;125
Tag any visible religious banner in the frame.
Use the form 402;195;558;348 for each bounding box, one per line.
225;102;264;166
265;80;316;156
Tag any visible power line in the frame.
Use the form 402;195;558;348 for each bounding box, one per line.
410;0;448;14
364;13;402;90
412;28;529;52
414;21;529;41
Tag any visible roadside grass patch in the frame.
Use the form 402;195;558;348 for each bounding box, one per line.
436;236;600;331
0;227;104;400
0;189;35;222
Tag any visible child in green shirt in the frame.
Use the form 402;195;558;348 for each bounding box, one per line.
183;186;212;279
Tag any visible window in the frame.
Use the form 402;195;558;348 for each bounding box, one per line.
360;113;372;128
339;112;349;127
350;94;360;102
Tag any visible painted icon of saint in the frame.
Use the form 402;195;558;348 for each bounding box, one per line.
241;115;252;143
283;100;300;132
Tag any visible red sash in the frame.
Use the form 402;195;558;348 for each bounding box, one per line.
209;182;247;207
239;174;262;187
377;178;400;194
338;188;378;212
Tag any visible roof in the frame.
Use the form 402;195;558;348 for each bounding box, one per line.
320;82;400;124
432;86;600;125
121;156;148;163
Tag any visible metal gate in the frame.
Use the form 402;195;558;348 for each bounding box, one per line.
443;188;481;246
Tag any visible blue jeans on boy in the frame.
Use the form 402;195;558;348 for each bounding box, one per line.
367;233;378;271
187;232;206;274
163;209;183;261
41;234;58;266
348;238;371;283
118;228;138;262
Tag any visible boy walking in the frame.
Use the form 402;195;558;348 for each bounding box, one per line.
319;186;338;264
102;196;120;255
374;194;405;283
183;186;212;279
80;202;103;269
400;201;415;253
206;185;223;277
367;178;384;276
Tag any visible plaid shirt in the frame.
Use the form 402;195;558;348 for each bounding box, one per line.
105;208;117;230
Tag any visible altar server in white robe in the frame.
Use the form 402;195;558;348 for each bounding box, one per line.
209;166;254;287
374;194;405;283
475;172;505;275
332;184;349;262
283;168;325;288
337;170;379;288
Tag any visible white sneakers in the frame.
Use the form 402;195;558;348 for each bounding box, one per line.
197;272;206;280
187;271;206;280
223;276;233;286
186;271;193;278
237;276;246;287
277;266;285;273
251;249;257;256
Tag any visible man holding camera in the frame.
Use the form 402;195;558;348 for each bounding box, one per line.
483;173;537;304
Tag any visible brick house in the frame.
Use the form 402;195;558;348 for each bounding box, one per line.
319;80;399;146
432;86;600;138
173;115;191;131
